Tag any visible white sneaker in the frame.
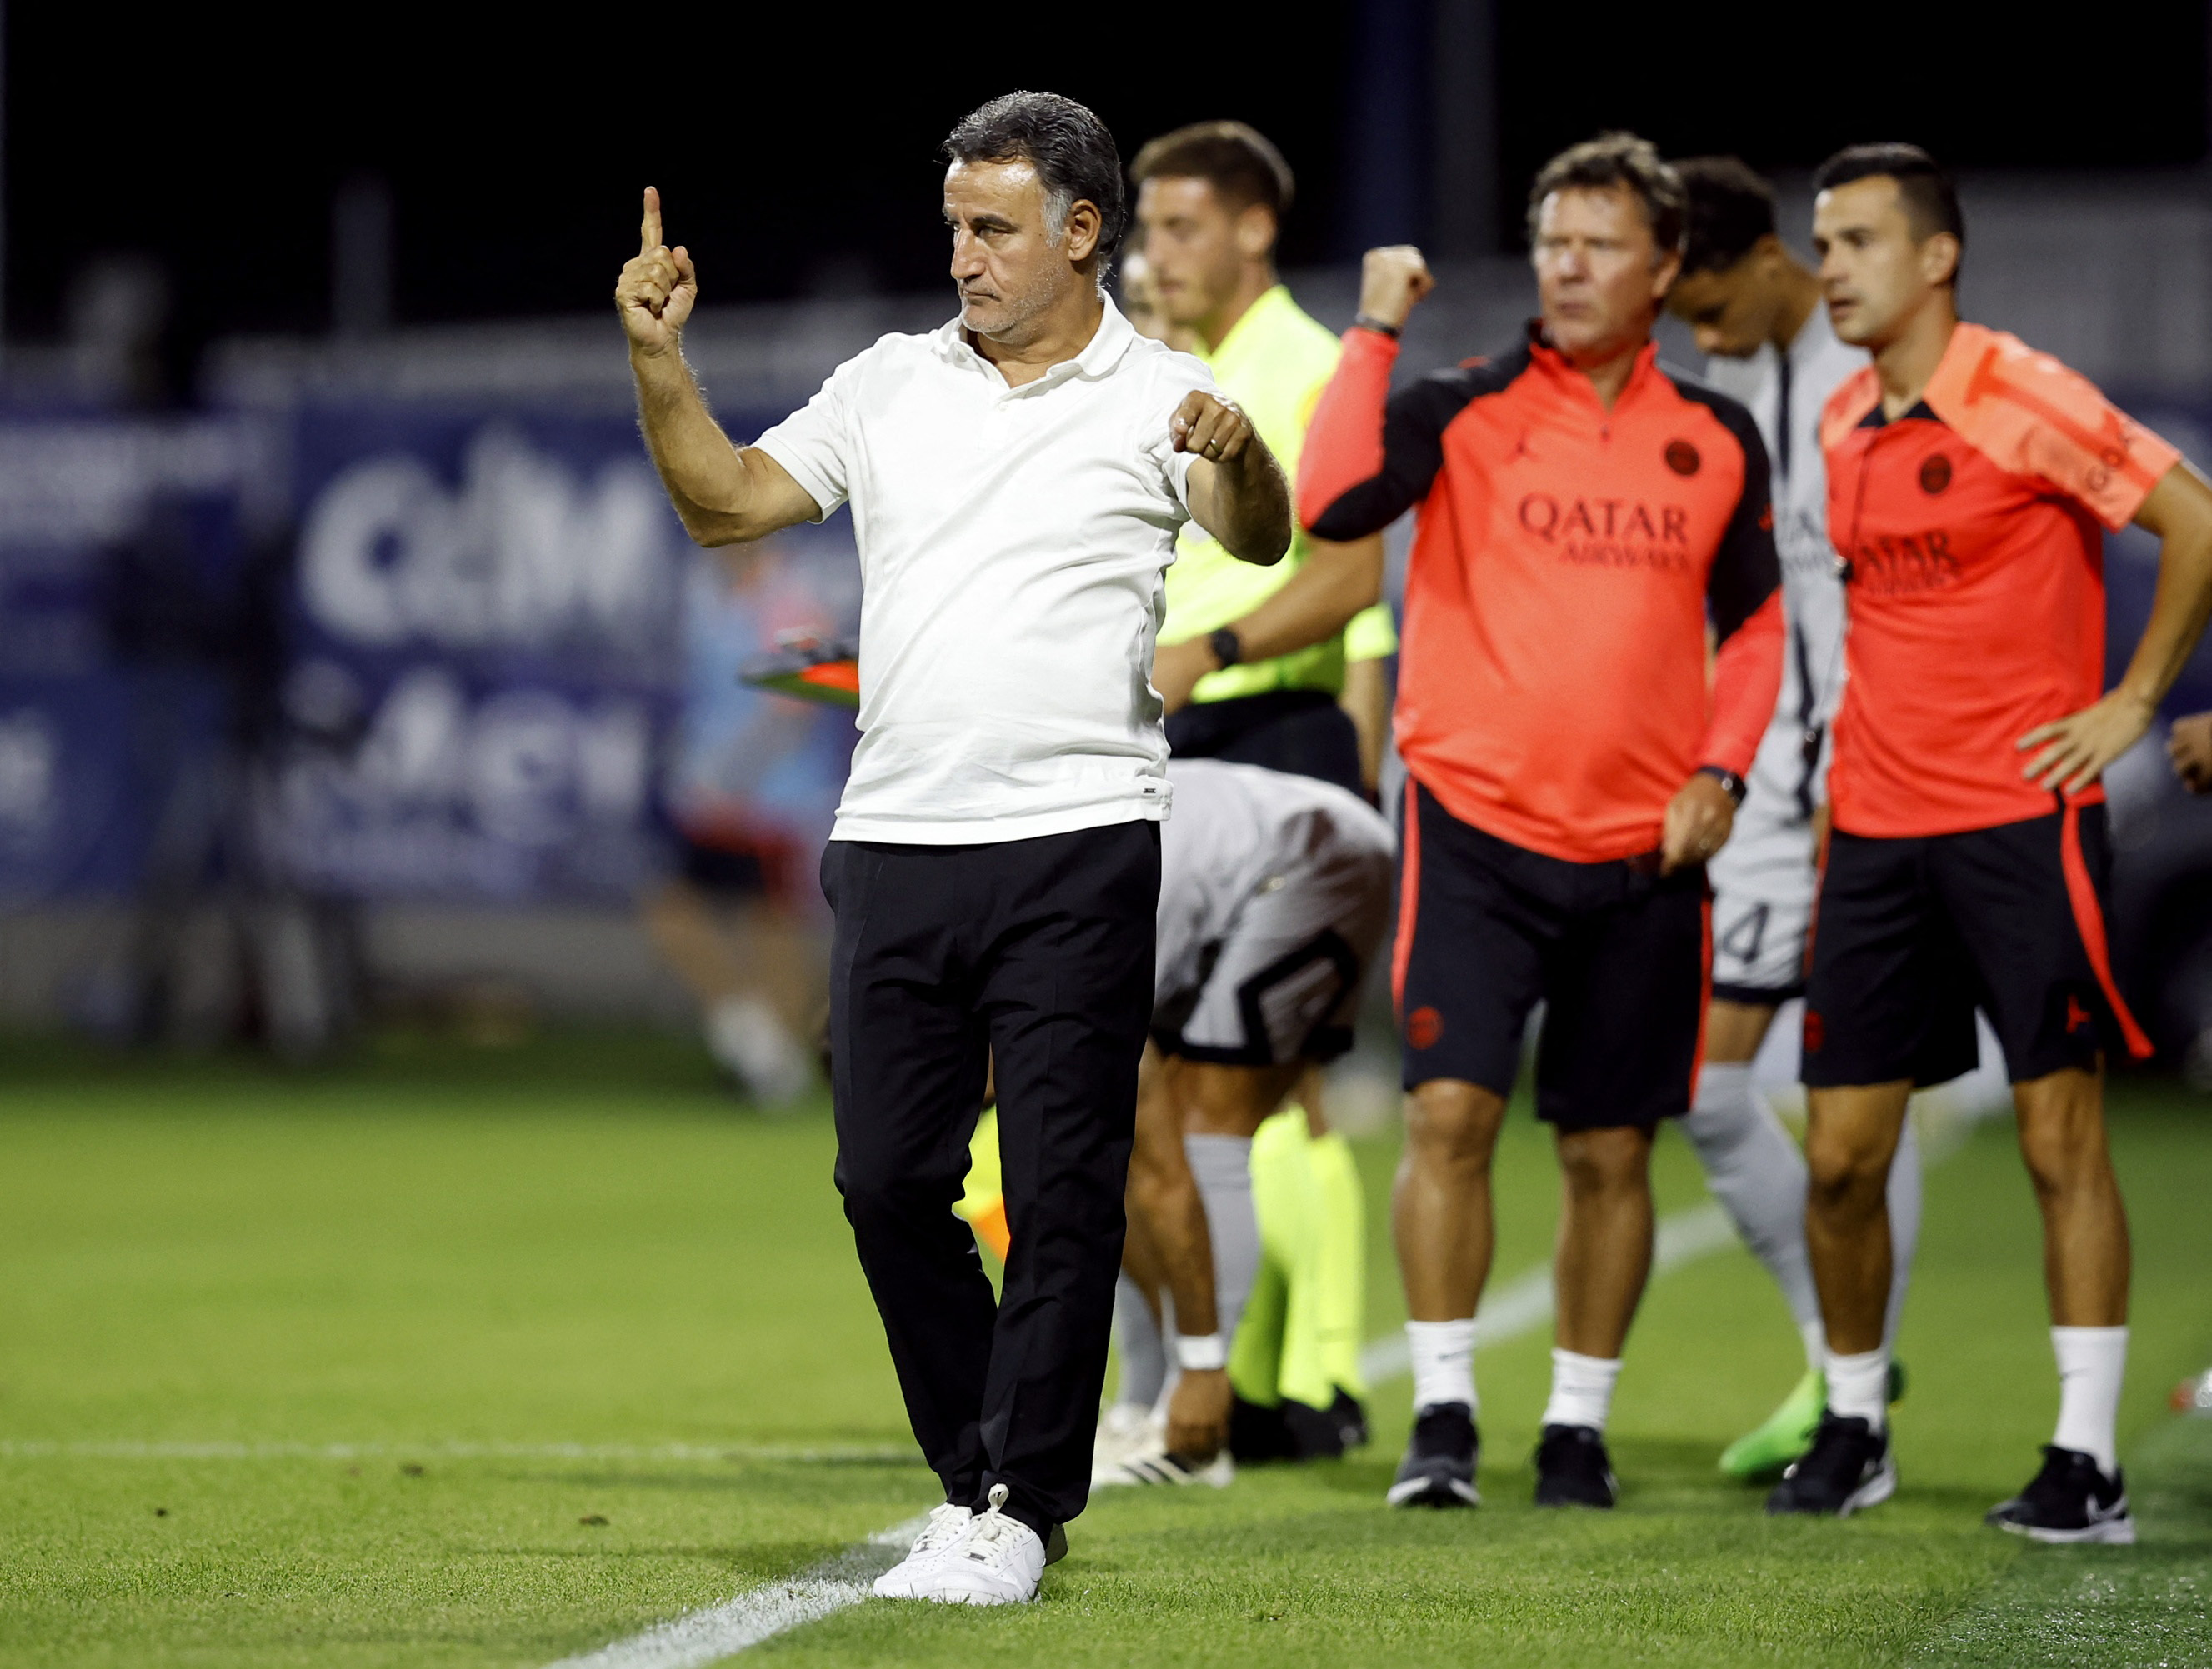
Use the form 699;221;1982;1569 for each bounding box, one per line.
869;1502;973;1599
706;997;812;1108
1090;1403;1161;1482
1094;1442;1234;1488
911;1485;1046;1606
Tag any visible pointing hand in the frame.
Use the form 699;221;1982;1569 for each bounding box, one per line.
615;187;698;356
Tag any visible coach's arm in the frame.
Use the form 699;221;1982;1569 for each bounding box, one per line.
618;188;822;546
2022;461;2212;791
1176;393;1293;567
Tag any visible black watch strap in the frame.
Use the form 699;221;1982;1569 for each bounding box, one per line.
1209;626;1244;669
1698;764;1748;805
1352;313;1402;340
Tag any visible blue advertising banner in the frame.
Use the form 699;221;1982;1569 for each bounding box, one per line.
0;414;271;902
264;405;858;903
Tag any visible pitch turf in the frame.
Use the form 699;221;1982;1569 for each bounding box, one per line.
3;1030;2209;1667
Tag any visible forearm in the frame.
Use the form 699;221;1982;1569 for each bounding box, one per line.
1699;592;1785;776
2115;528;2212;710
1218;534;1382;663
631;346;765;546
1199;447;1293;567
1127;1149;1219;1337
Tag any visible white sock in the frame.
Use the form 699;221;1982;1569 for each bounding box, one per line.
1800;1321;1829;1377
705;996;809;1104
1684;1062;1824;1348
1826;1345;1889;1430
1541;1348;1622;1432
1112;1273;1166;1409
1406;1318;1477;1414
2051;1325;2128;1476
1882;1112;1922;1347
1184;1135;1259;1347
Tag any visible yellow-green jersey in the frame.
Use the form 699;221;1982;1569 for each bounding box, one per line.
1344;599;1397;663
1162;285;1356;702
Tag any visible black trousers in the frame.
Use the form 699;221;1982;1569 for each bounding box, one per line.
821;819;1159;1537
1165;688;1365;800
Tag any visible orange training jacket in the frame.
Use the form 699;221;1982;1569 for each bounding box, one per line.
1299;323;1784;864
1819;322;2180;839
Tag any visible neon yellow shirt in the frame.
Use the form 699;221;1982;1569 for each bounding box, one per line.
1344;600;1397;662
1163;285;1354;702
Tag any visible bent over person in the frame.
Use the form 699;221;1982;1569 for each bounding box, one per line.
1300;133;1784;1510
616;92;1291;1604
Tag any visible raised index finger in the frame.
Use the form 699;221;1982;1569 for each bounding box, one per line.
641;187;663;257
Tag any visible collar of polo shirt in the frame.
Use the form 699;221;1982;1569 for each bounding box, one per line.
937;295;1140;390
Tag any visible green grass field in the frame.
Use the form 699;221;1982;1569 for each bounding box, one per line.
3;1030;2209;1667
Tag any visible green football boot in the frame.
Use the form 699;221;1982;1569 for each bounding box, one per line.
1721;1369;1826;1481
1721;1360;1909;1481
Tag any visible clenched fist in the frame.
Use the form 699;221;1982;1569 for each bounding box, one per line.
1358;245;1435;332
616;187;697;357
1169;391;1254;466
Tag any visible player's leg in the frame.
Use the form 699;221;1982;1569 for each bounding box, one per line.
1177;819;1393;1464
1304;1112;1371;1430
1939;807;2140;1542
957;821;1156;1585
1694;812;1847;1472
642;867;814;1106
1106;1079;1169;1457
1389;788;1548;1508
1109;1048;1244;1480
1526;859;1704;1509
1769;830;1945;1517
822;842;1000;1595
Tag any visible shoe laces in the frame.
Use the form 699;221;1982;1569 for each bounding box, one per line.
957;1484;1031;1568
2023;1443;2114;1507
911;1501;973;1553
1795;1414;1876;1485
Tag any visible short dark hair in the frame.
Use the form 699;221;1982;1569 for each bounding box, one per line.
1527;132;1685;257
944;92;1129;264
1812;142;1964;279
1129;121;1294;220
1674;157;1776;276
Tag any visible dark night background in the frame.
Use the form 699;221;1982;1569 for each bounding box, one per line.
8;0;2209;377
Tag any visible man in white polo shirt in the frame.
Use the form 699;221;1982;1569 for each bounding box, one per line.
617;91;1291;1607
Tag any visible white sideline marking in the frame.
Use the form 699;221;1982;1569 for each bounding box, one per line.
0;1440;912;1464
542;1517;928;1669
1355;1201;1734;1386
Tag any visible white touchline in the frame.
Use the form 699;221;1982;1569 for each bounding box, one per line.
541;1517;929;1669
0;1440;912;1464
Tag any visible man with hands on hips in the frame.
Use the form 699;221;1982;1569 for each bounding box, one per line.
618;91;1290;1606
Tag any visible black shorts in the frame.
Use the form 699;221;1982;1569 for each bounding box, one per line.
1801;802;2151;1089
1393;781;1709;1132
1165;689;1365;801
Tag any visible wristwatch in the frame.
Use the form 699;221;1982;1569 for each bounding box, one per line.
1209;626;1244;669
1698;764;1748;805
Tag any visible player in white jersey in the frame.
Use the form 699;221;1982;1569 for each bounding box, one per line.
1098;757;1394;1484
1666;158;1920;1478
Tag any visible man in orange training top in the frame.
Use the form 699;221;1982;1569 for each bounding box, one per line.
1769;143;2212;1540
1299;133;1784;1512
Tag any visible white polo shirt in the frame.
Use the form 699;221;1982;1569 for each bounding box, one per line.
755;297;1216;844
